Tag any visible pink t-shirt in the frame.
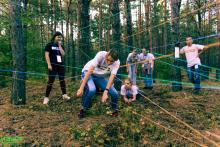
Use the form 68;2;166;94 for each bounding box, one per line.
180;44;204;67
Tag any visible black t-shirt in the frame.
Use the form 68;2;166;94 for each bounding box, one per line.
45;42;64;65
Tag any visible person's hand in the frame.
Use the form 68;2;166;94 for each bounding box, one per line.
130;98;136;102
126;68;129;73
77;88;84;97
48;65;52;71
124;98;129;103
58;41;62;46
102;90;109;103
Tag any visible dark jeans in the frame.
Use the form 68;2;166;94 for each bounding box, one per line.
45;64;66;97
187;65;201;90
142;68;153;88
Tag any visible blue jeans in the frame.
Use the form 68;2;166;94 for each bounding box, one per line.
82;72;118;110
187;65;201;90
142;68;153;88
128;64;137;85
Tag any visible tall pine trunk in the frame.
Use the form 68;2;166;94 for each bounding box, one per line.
60;0;64;34
111;0;122;90
146;0;153;50
9;0;26;105
78;0;91;64
163;0;167;54
69;0;76;80
216;1;220;79
106;0;112;50
98;0;103;51
125;0;133;52
65;0;71;73
171;0;182;91
138;0;142;48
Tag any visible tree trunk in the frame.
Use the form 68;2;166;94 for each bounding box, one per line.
9;0;26;105
111;0;122;90
38;0;44;58
106;0;112;50
78;0;91;64
216;1;220;80
60;0;64;34
148;0;153;50
138;0;142;48
46;1;51;40
69;0;76;80
52;0;57;31
98;0;103;51
170;0;182;91
65;0;71;73
163;0;167;54
125;0;133;52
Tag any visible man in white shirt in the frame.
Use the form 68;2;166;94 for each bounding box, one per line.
76;50;120;118
138;48;155;89
126;50;138;85
180;36;204;90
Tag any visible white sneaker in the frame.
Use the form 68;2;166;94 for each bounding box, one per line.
62;94;70;100
43;97;49;104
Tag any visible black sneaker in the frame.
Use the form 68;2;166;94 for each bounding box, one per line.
110;110;118;117
78;109;85;119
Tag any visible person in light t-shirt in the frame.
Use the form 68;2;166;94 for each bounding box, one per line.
76;50;120;118
120;78;138;104
180;36;204;90
126;49;139;85
138;48;155;89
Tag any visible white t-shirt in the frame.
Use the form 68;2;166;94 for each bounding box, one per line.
138;53;155;68
82;51;120;76
127;53;138;64
120;85;138;96
180;44;204;67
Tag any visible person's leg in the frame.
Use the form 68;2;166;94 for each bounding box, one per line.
82;74;96;109
57;65;67;95
131;65;136;85
147;68;153;88
187;67;194;84
194;65;201;90
142;68;147;87
128;65;132;79
141;67;145;77
133;65;137;85
93;76;119;110
45;66;57;97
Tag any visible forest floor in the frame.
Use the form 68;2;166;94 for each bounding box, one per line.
1;77;220;146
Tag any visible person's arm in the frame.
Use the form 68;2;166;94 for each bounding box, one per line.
131;94;137;102
180;48;185;54
45;52;52;71
197;44;205;56
77;66;95;97
151;55;155;69
126;54;131;72
131;86;138;102
126;61;130;73
151;60;154;69
124;96;129;103
102;74;116;102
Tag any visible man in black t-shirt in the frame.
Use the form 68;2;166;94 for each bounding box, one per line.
43;31;70;104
